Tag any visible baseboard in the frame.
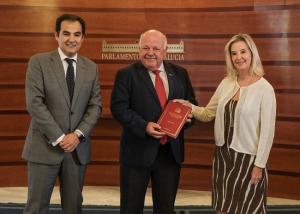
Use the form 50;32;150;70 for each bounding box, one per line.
1;203;300;214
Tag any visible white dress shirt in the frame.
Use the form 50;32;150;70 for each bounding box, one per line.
148;63;169;98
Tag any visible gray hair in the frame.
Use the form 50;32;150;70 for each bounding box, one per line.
138;29;168;50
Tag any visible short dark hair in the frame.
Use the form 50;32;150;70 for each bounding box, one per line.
55;14;86;35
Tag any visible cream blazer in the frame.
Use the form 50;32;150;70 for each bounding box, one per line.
193;77;276;168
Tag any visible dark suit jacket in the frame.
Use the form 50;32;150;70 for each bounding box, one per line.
110;61;197;167
22;50;102;165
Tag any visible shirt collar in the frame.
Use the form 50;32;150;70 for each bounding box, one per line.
58;48;77;62
158;63;165;73
148;63;165;73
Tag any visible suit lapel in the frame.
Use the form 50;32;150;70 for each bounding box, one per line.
50;51;71;107
164;62;175;100
71;56;85;107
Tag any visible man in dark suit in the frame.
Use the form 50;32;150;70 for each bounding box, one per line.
22;14;101;214
110;29;197;214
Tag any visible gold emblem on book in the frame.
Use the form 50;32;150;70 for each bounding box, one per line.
169;107;183;119
174;107;181;114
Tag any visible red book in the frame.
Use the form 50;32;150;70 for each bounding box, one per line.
157;100;192;139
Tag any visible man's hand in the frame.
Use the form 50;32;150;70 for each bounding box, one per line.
146;122;166;139
59;133;80;152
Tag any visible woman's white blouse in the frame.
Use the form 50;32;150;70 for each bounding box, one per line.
192;77;276;168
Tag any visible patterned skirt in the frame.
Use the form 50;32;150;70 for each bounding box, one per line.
212;99;268;214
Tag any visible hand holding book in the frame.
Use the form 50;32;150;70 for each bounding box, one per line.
157;100;192;139
173;99;193;123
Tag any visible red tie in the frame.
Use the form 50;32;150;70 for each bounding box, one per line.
153;70;167;109
153;70;168;144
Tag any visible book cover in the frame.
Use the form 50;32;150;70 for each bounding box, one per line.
157;101;191;139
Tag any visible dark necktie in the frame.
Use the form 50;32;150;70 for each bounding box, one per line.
153;70;168;144
65;58;75;102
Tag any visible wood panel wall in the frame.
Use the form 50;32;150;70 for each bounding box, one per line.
0;0;299;199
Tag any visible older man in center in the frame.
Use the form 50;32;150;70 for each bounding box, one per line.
110;29;197;214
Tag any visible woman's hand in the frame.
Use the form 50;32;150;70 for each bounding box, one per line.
250;166;263;185
186;113;193;123
172;99;192;108
173;99;193;123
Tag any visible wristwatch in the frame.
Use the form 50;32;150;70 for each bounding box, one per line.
74;131;85;142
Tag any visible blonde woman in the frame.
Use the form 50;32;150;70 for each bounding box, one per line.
176;34;276;214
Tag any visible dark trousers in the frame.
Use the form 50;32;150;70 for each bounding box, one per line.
23;152;86;214
120;143;181;214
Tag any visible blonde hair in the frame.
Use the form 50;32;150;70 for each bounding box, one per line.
224;34;264;79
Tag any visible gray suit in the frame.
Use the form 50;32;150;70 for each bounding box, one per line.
22;50;101;213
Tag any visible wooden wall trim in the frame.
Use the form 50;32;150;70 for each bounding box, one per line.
0;0;254;9
2;64;300;90
1;58;300;67
2;32;300;39
0;10;299;34
1;3;300;12
1;87;300;120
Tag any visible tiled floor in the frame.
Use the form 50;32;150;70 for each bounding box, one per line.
1;186;300;206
